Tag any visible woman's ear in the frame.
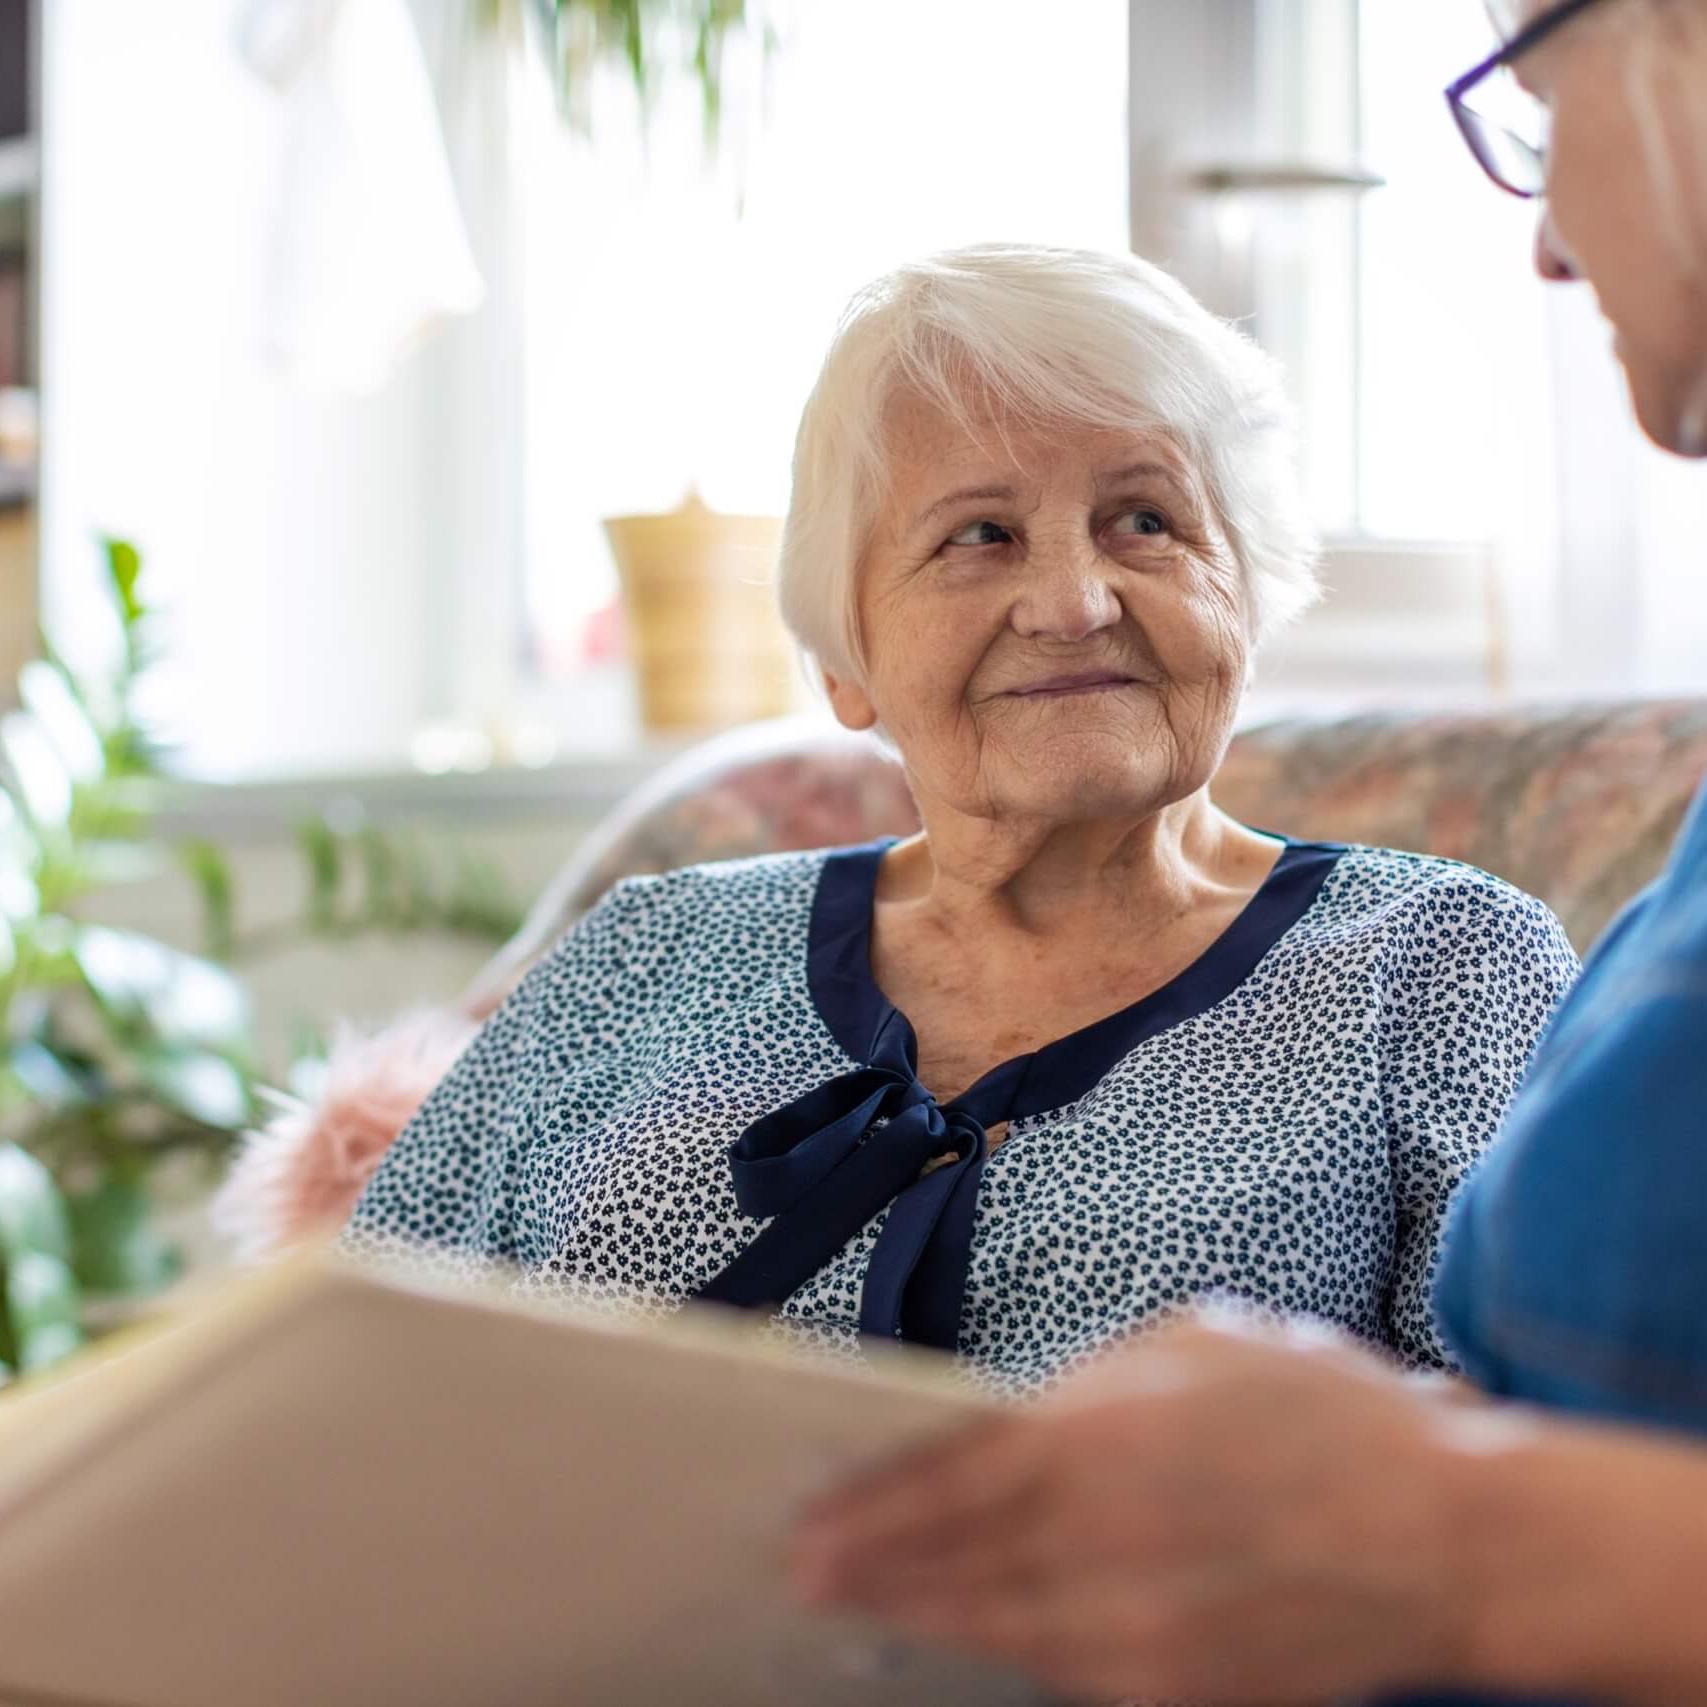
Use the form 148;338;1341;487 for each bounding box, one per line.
821;668;879;733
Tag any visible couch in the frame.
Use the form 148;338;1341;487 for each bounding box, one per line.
213;701;1707;1258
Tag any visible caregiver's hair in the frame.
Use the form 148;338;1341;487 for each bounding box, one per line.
777;244;1320;682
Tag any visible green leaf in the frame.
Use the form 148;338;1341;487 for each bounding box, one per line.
103;538;145;628
75;924;253;1053
17;660;105;783
180;839;236;960
0;1145;81;1369
69;839;163;888
623;0;646;93
67;1177;180;1297
0;1067;28;1123
14;914;81;989
35;632;102;728
138;1050;251;1132
16;1318;80;1373
0;1141;74;1265
0;867;34;930
2;711;74;829
5;1248;82;1370
399;834;435;927
443;852;525;941
356;827;399;929
6;1038;96;1110
297;818;344;933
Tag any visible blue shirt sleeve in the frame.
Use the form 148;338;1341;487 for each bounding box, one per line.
1436;821;1707;1432
1436;970;1707;1428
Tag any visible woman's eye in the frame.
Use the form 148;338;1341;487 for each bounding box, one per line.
1110;508;1169;538
945;519;1013;548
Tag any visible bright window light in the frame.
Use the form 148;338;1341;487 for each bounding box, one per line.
520;0;1130;680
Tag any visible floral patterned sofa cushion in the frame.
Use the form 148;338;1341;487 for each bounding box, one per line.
1213;700;1707;952
461;718;924;1015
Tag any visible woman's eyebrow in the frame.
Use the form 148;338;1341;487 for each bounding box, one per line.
909;483;1020;530
1096;460;1189;491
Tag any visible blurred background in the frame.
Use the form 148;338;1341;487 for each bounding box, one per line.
1;0;1705;1365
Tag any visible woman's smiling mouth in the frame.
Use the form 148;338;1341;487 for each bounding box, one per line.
1006;671;1141;699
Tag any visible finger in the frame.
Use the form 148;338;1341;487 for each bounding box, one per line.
840;1564;1182;1702
856;1566;1311;1706
794;1414;1043;1574
808;1474;1057;1614
801;1412;1034;1530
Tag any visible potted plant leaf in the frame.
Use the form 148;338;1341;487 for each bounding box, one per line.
0;541;526;1377
533;0;777;141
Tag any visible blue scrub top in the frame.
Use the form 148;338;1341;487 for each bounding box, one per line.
1436;779;1707;1429
1383;778;1707;1707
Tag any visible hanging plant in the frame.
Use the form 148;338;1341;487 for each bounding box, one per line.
528;0;777;144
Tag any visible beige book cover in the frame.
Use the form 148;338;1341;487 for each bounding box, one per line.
0;1258;1057;1707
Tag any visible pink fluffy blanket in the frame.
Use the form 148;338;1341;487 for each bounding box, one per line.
212;1009;480;1259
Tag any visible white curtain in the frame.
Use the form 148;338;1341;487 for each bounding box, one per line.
41;0;538;777
237;0;486;393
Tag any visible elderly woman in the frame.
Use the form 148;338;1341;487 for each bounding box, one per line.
345;244;1576;1390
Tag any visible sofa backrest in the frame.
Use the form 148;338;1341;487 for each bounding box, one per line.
1215;701;1707;951
466;701;1707;1014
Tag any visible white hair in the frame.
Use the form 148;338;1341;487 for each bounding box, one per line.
776;243;1320;682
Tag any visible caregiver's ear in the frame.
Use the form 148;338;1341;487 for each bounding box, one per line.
822;669;879;733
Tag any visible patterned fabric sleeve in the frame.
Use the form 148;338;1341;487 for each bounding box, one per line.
341;877;660;1278
1379;875;1581;1368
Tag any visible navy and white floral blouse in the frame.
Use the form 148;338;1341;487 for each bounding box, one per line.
344;837;1579;1397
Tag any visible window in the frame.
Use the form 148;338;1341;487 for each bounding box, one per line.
46;0;1699;777
1353;0;1550;544
1130;0;1559;707
42;0;1129;780
519;0;1131;729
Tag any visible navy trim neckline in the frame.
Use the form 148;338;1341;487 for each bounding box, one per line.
694;829;1348;1349
806;833;1347;1127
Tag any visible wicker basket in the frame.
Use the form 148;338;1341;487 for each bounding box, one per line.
604;494;798;734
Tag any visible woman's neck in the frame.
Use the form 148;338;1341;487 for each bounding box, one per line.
877;790;1282;947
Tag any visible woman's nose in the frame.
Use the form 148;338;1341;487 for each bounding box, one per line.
1534;207;1580;282
1010;549;1123;643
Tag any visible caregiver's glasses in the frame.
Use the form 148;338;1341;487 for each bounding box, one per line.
1445;0;1615;197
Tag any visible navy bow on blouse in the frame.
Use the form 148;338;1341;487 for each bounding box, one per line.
690;834;1342;1353
693;1013;1019;1351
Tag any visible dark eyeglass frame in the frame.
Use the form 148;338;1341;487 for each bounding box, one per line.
1445;0;1612;197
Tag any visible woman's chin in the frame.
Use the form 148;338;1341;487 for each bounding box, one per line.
986;747;1188;824
1622;343;1707;458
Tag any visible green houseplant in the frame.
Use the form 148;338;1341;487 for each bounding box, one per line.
0;542;522;1383
526;0;776;140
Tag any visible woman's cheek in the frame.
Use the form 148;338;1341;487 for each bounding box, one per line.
1135;555;1246;686
868;610;980;742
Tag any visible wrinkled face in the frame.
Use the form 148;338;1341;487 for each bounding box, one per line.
1516;0;1707;451
822;391;1249;829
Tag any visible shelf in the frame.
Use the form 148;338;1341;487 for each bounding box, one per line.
0;134;36;203
152;746;687;844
